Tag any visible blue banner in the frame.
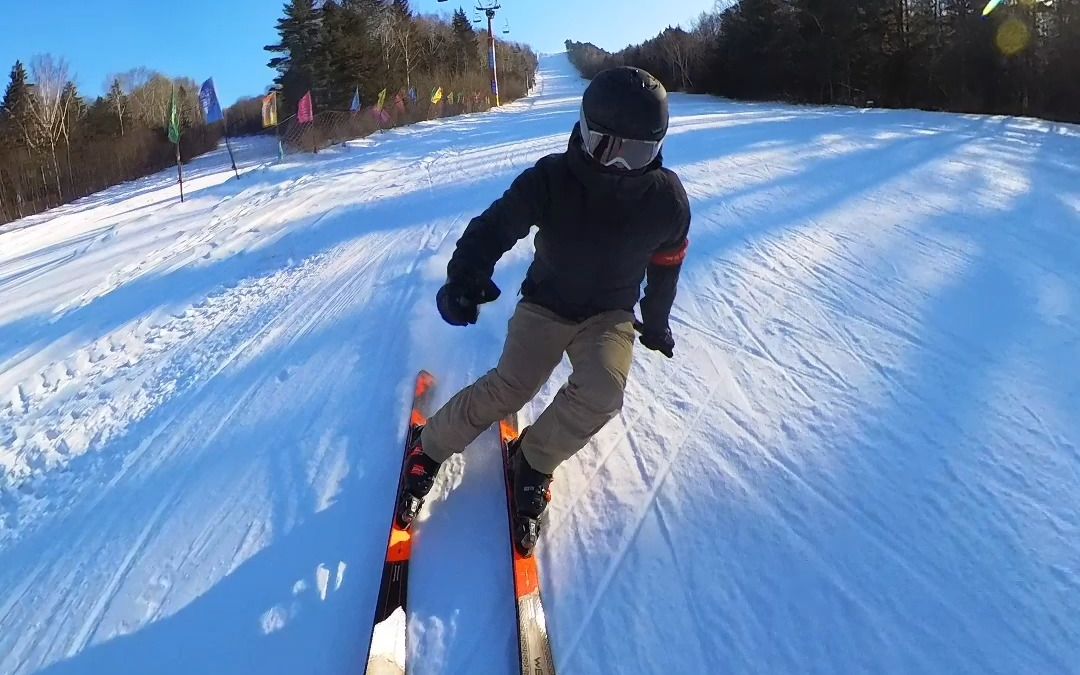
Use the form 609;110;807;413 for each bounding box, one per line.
351;88;361;112
199;78;224;124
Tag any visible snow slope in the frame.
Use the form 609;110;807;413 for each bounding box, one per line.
2;54;1079;675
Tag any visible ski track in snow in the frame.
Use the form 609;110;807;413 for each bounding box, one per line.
2;55;1079;675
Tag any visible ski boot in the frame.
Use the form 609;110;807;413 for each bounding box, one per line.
396;425;443;529
508;432;553;557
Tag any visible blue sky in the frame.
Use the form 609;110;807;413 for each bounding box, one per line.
1;0;715;106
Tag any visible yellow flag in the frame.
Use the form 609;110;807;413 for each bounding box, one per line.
376;88;387;110
261;92;278;127
430;86;443;105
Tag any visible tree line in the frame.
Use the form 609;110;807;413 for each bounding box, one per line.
567;0;1080;122
1;0;537;226
251;0;537;133
0;59;221;225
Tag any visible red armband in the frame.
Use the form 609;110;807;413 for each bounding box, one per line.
650;238;689;267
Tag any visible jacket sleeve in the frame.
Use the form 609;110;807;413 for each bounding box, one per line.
446;162;548;283
639;193;690;332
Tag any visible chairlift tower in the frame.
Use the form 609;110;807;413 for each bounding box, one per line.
477;2;502;106
437;0;504;106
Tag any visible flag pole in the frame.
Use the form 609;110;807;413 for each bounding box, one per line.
222;112;240;180
225;134;239;179
175;142;185;203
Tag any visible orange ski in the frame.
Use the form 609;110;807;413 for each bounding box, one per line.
499;415;557;675
364;370;435;675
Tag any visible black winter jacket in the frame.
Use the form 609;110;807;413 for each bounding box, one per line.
447;126;691;327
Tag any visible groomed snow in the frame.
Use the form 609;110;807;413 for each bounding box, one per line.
1;53;1078;674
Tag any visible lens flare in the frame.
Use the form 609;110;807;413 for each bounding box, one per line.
996;17;1032;56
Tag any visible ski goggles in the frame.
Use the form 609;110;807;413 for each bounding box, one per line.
579;106;663;171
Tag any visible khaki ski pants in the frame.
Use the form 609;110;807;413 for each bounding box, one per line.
421;301;636;475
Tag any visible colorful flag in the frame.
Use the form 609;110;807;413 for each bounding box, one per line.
168;90;181;144
430;86;443;105
408;87;417;103
982;0;1004;15
394;92;405;114
199;78;224;124
376;88;387;111
298;91;314;124
262;92;278;127
351;87;361;112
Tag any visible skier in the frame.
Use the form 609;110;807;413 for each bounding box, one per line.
400;66;691;555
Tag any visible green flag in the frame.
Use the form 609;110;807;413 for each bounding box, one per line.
168;91;181;144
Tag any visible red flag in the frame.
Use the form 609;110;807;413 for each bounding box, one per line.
298;91;314;124
370;106;391;127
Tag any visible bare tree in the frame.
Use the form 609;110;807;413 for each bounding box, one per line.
372;3;396;76
28;54;71;200
59;82;84;190
105;77;128;135
119;67;172;129
662;28;699;90
392;11;419;89
416;15;450;76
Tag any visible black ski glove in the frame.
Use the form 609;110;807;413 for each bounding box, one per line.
634;320;675;358
437;274;502;326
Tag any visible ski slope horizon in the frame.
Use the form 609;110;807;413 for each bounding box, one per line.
1;53;1079;674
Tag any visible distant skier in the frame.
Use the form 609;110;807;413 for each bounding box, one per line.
400;66;691;555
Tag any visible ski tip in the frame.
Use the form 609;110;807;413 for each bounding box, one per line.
415;370;436;397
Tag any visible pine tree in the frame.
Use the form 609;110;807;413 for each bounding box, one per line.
565;0;1079;121
318;0;381;108
81;95;119;139
392;0;410;19
451;8;479;75
0;61;39;152
717;0;798;100
265;0;323;110
939;0;997;110
1045;0;1080;114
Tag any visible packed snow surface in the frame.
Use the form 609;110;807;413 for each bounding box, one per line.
1;54;1078;675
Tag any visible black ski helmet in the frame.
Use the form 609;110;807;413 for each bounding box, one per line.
581;66;669;143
